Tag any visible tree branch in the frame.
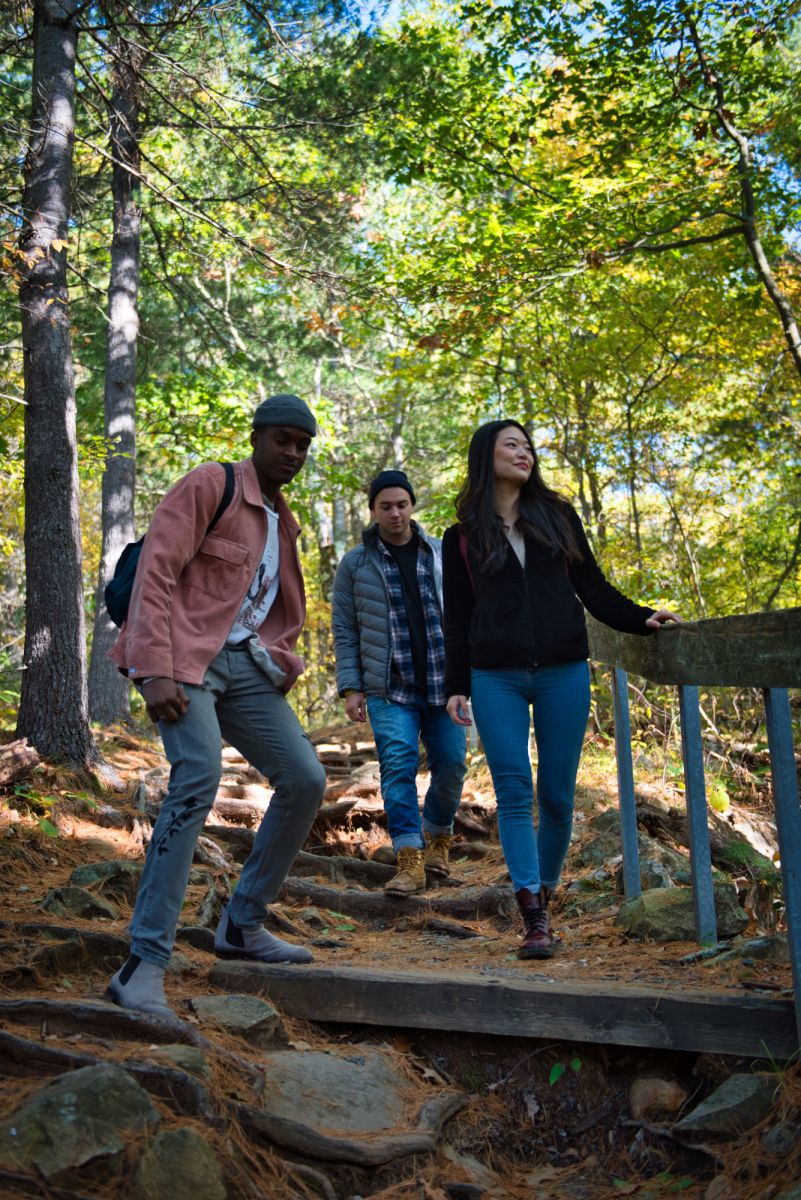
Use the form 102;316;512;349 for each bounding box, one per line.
764;516;801;610
684;9;801;381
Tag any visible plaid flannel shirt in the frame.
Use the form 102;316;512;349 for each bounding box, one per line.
378;536;446;707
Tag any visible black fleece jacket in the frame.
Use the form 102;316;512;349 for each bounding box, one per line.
442;507;655;698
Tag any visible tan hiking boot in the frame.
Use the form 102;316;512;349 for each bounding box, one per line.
384;847;426;896
424;831;452;878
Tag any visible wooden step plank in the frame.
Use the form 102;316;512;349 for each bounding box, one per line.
209;961;798;1059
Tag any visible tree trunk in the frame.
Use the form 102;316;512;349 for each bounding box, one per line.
574;381;606;547
88;39;142;724
16;0;100;766
390;393;405;468
625;400;643;577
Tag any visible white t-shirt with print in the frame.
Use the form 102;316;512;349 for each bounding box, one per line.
227;500;280;644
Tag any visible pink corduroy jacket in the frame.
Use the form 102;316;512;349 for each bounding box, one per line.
109;457;306;692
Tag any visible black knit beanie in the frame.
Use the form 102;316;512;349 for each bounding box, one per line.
368;470;416;507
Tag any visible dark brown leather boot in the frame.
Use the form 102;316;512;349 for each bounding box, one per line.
516;886;555;959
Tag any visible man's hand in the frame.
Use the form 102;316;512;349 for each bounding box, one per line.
141;677;190;724
645;608;683;629
447;695;472;726
344;691;366;723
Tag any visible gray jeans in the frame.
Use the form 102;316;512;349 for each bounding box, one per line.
129;645;325;967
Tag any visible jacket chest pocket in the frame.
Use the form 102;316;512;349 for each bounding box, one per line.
182;535;250;601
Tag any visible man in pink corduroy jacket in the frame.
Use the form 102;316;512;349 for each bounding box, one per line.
106;394;325;1019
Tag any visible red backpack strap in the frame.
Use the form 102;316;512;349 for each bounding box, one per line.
458;526;475;591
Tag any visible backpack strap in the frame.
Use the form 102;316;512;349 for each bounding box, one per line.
208;461;235;533
104;462;236;628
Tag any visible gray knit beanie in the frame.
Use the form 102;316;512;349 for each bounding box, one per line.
252;393;317;437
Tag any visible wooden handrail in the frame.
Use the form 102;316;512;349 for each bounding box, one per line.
586;606;801;1051
587;607;801;687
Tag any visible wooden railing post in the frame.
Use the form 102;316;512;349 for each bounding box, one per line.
589;610;800;1050
763;688;801;1049
612;668;640;899
678;685;717;944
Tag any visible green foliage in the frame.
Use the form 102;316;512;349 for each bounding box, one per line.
12;785;60;836
0;0;798;732
548;1056;582;1086
707;777;731;814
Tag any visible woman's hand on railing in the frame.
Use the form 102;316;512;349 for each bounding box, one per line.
645;608;683;629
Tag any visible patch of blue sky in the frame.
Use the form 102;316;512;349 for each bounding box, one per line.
355;0;406;30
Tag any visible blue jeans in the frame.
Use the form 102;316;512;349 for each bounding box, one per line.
366;696;467;851
130;646;326;967
470;661;590;892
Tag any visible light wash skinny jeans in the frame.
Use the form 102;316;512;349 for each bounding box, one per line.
470;661;591;892
129;645;325;967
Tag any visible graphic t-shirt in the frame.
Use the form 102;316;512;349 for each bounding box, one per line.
227;500;280;644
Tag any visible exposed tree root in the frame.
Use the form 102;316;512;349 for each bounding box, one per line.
293;850;393;885
202;822;254;860
312;798;360;823
236;1089;467;1166
289;1161;338;1200
194;835;236;872
0;1167;98;1200
0;998;207;1047
454;810;490;836
278;878;514;921
0;1028;215;1119
0;738;40;787
0;921;130;967
393;915;482;939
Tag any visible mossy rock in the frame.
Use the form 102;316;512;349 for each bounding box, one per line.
714;839;780;886
616;883;747;942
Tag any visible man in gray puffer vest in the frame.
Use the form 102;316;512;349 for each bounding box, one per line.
332;470;467;896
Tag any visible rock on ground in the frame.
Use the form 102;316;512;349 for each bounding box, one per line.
261;1048;412;1134
145;1043;210;1079
243;1045;467;1164
676;1073;778;1136
69;859;144;903
135;1127;227;1200
40;885;120;920
616;883;747;942
0;1062;159;1177
190;993;286;1048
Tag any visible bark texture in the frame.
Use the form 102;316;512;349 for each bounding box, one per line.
88;38;142;723
17;0;99;765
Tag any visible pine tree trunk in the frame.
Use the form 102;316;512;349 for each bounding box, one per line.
88;41;142;724
16;0;99;766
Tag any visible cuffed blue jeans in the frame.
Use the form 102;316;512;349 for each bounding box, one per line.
366;696;467;851
470;661;590;892
130;645;326;967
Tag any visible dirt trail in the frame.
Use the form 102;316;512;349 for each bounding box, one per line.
0;722;797;1200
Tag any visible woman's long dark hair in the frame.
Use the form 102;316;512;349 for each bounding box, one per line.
455;420;582;573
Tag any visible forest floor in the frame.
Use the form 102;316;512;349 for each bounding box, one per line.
0;717;799;1200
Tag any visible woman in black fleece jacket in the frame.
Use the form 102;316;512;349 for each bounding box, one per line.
443;420;681;960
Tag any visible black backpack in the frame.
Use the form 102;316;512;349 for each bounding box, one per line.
104;462;235;627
